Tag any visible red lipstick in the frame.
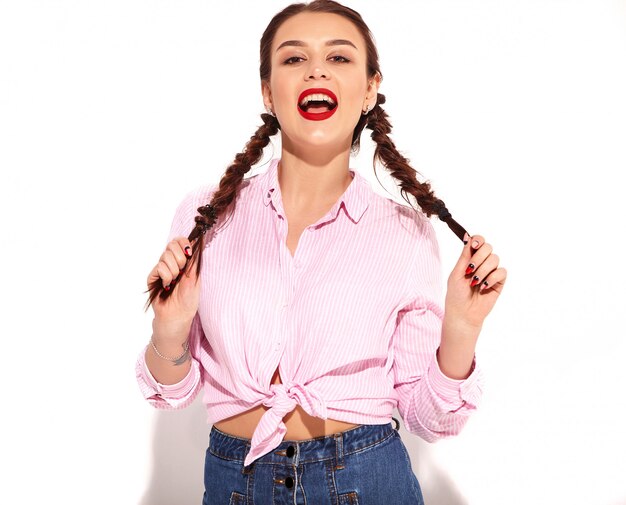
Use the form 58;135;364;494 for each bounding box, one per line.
297;87;338;121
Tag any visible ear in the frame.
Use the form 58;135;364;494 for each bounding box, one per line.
261;80;273;111
364;71;382;109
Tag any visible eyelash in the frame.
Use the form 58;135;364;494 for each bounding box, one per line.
283;55;351;65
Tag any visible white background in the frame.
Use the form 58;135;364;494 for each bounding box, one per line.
1;1;625;504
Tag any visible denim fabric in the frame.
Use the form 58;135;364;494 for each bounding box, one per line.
202;417;424;505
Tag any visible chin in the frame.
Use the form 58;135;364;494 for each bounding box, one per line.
296;134;350;151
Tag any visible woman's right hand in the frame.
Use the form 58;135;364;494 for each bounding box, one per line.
146;237;201;341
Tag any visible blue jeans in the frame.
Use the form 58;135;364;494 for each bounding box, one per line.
202;417;424;504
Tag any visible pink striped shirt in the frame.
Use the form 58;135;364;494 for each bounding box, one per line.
135;157;483;467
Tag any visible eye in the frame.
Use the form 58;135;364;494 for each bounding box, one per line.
282;55;351;65
283;56;303;65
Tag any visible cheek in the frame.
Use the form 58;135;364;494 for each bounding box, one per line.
270;76;293;108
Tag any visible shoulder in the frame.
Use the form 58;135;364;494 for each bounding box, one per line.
166;182;220;240
172;173;261;226
369;191;438;252
176;182;220;212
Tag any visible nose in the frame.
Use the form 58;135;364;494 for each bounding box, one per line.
305;57;329;80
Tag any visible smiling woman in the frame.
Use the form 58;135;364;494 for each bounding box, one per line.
136;1;506;504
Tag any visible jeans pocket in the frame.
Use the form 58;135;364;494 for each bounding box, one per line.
229;491;246;505
338;490;360;505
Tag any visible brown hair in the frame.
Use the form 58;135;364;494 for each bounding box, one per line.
146;0;467;307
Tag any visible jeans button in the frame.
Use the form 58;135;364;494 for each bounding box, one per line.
286;445;295;457
285;476;294;488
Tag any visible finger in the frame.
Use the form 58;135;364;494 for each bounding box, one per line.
465;242;493;276
469;234;484;252
152;262;174;289
451;232;475;276
166;239;191;271
469;254;499;288
451;233;485;278
150;248;186;291
159;249;182;280
174;236;193;259
479;267;507;293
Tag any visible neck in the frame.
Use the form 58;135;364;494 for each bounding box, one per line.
278;145;354;211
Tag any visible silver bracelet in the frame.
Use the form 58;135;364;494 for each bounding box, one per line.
150;335;190;366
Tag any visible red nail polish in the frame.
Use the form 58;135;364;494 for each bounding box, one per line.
465;264;475;275
164;284;171;291
470;275;480;287
184;246;192;258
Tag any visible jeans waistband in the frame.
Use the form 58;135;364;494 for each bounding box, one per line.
208;417;400;468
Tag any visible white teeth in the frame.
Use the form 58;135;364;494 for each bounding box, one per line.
299;93;336;106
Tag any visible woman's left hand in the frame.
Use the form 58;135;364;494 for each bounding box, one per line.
444;233;507;331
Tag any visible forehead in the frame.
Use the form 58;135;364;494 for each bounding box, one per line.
272;12;365;52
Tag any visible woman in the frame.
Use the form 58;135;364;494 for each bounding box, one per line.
136;1;506;503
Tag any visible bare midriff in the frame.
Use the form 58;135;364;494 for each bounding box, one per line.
213;366;362;440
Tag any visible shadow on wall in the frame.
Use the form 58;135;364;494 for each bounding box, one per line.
139;394;209;505
139;401;466;505
401;428;468;505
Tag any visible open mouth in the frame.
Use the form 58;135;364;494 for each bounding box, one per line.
298;99;338;114
297;89;339;121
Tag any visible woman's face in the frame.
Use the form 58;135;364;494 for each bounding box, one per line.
262;11;380;152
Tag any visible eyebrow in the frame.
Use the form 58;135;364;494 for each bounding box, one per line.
275;39;358;52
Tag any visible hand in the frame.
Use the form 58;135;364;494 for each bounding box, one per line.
444;233;507;331
146;237;201;340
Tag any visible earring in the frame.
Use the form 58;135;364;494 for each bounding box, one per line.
265;106;275;117
362;104;370;115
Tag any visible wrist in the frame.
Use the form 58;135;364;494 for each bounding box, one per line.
149;335;190;366
151;316;193;344
441;315;482;346
438;318;480;380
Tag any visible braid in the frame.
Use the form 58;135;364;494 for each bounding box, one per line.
145;112;280;308
363;92;468;242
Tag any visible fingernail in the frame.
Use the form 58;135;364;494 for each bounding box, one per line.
463;232;470;245
480;280;489;291
184;246;192;257
465;263;475;275
470;275;480;287
471;240;479;249
164;284;171;291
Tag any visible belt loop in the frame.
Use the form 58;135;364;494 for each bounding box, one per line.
242;442;253;474
392;416;400;431
334;432;345;470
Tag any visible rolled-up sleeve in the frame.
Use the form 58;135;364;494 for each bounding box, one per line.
135;312;204;410
392;217;484;441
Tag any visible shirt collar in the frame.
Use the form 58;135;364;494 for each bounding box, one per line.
259;158;371;224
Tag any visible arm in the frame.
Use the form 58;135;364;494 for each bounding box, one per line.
134;184;217;409
438;233;507;379
135;312;204;410
392;218;484;441
392;294;484;441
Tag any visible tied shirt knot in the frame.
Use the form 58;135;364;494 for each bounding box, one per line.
243;381;328;467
